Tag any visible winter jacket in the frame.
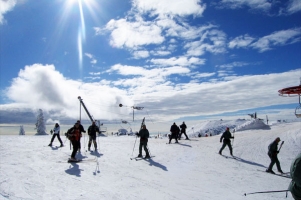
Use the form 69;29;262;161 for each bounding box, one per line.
68;127;81;141
170;124;180;134
79;124;86;134
220;130;233;143
268;141;279;157
138;128;149;142
88;125;100;137
289;153;301;200
180;123;187;133
53;126;60;134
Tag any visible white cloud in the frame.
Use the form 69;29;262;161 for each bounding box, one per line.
102;18;164;49
133;0;206;17
132;50;150;59
85;53;97;64
150;56;205;67
286;0;301;14
251;28;301;52
218;0;271;11
0;0;17;24
228;34;255;49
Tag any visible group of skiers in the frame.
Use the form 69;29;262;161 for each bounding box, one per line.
48;120;100;162
168;122;189;144
48;121;300;199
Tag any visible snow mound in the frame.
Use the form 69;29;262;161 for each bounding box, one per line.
236;119;270;131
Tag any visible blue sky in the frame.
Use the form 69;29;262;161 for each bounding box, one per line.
0;0;301;130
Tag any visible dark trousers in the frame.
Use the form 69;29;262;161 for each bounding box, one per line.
139;140;149;155
71;140;79;158
179;131;189;139
169;133;178;143
50;134;63;144
88;135;97;149
219;141;233;154
268;154;282;171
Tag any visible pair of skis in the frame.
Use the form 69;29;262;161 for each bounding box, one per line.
130;156;155;161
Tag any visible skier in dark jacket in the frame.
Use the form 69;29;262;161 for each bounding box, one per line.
77;120;86;153
266;137;283;174
137;125;150;158
169;122;179;144
67;122;81;161
219;127;234;156
179;121;189;140
87;121;100;151
289;153;301;200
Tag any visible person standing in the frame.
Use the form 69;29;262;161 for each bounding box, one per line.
88;121;100;151
266;137;283;174
169;122;179;144
179;121;189;140
48;123;63;147
77;120;86;153
219;127;234;156
137;125;150;158
67;122;81;161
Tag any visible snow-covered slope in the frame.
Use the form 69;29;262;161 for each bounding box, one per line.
0;120;300;200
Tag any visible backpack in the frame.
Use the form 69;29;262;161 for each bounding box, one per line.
66;128;76;141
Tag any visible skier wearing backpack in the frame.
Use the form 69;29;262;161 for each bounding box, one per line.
289;153;301;200
67;122;81;161
48;123;63;147
266;137;283;174
87;121;100;151
76;120;86;153
219;127;234;156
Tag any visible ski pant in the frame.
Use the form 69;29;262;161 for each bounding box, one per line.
71;140;79;158
50;134;63;144
268;154;282;172
88;135;97;150
139;140;149;156
179;131;189;139
219;141;233;155
169;133;178;143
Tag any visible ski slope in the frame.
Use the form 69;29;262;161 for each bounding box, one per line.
0;120;300;200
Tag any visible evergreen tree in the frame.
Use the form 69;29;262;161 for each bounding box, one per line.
19;125;25;135
35;109;47;135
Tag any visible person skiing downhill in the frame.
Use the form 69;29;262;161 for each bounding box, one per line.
219;127;234;156
87;121;100;151
137;125;150;159
48;123;63;147
266;137;283;174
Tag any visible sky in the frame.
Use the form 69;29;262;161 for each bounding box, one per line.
0;0;301;130
0;119;300;199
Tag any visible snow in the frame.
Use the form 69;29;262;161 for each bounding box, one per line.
0;119;300;200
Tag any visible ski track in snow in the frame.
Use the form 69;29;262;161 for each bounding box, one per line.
0;120;300;200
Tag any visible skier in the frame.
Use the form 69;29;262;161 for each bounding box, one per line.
67;122;81;161
288;153;301;200
48;123;63;147
266;137;283;174
77;120;86;153
169;122;179;144
179;121;189;140
87;121;100;151
137;125;150;159
219;127;234;156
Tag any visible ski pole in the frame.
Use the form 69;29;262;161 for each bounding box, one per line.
244;189;289;197
278;141;284;152
131;135;138;157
